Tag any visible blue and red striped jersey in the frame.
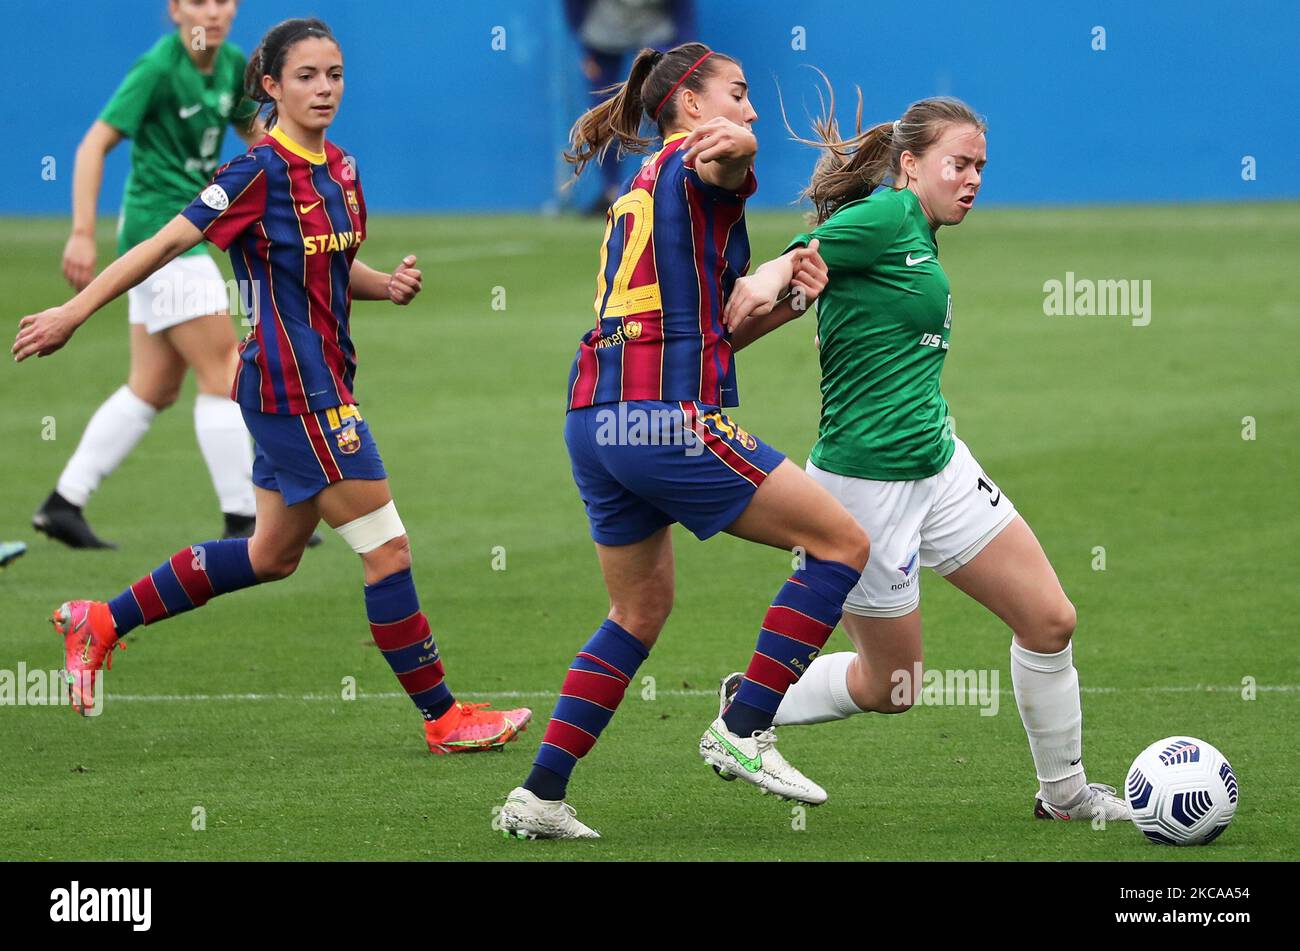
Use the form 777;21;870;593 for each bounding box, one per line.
567;132;755;410
182;125;366;415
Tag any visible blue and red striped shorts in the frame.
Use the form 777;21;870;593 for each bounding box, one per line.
565;400;785;546
242;403;387;506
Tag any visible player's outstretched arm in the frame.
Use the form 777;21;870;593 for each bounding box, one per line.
350;255;422;305
63;120;124;291
727;240;827;351
13;214;203;362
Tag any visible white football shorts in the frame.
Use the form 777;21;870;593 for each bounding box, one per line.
806;436;1018;617
127;253;229;333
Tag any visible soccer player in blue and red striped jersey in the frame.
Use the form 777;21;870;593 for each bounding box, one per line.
498;43;872;839
13;18;529;754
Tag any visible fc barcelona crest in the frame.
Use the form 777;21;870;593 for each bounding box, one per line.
336;423;361;455
346;189;360;215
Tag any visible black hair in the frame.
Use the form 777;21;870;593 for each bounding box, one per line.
243;18;339;129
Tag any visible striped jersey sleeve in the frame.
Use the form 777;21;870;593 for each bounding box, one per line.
181;152;267;251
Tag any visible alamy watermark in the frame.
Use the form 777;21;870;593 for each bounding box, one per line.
1042;272;1151;326
149;276;261;327
595;403;703;456
0;663;102;716
890;663;1000;716
50;881;150;931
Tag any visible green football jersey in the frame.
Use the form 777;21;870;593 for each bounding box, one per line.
787;187;955;481
99;33;256;257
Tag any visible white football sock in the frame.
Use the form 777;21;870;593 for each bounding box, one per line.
194;393;256;517
56;385;158;507
1010;640;1087;807
773;651;862;726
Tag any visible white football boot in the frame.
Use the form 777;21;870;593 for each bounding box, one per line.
699;715;827;805
499;787;600;839
718;671;744;718
1034;783;1132;822
710;672;747;783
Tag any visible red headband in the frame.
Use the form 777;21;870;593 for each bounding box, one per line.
651;50;713;120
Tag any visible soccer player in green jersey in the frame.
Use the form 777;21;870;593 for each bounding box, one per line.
722;94;1131;823
33;0;267;549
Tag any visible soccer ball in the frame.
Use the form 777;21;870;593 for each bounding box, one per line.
1125;736;1238;845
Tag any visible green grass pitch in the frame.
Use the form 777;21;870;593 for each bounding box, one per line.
0;203;1296;861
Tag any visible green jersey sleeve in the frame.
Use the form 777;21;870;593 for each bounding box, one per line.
99;53;162;139
784;193;908;274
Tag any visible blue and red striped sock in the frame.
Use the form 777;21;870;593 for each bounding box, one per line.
365;568;454;722
107;539;260;635
723;555;861;739
524;619;649;802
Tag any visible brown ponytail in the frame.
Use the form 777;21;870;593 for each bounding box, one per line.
785;74;986;223
564;42;739;179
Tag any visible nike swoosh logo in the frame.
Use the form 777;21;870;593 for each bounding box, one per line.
905;253;933;266
709;727;762;773
298;201;322;215
179;104;202;119
990;491;1001;507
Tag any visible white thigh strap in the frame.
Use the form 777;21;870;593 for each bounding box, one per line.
335;500;406;554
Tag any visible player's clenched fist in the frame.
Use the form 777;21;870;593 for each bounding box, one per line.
788;239;828;312
721;239;826;331
62;233;97;292
13;305;83;362
387;254;422;306
679;116;757;168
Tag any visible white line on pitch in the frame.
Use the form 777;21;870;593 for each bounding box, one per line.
422;240;539;263
99;684;1300;703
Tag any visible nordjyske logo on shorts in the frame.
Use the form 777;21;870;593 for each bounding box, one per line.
890;552;919;591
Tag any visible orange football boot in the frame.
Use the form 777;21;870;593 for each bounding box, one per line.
424;701;531;754
51;600;123;716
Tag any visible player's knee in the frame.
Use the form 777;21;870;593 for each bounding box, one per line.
609;598;671;647
129;379;179;411
250;547;302;582
335;501;407;573
246;522;307;581
362;535;412;582
1028;598;1076;653
1046;598;1078;649
846;525;871;571
195;346;239;395
195;364;235;396
819;520;869;572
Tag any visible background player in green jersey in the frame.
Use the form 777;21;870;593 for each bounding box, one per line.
34;0;267;549
723;93;1131;824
